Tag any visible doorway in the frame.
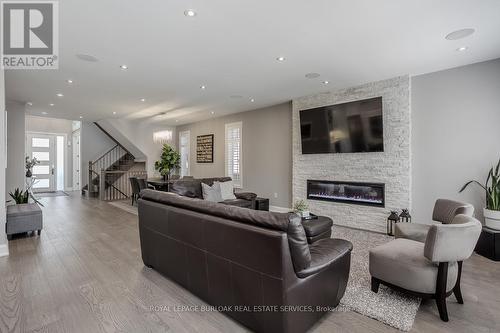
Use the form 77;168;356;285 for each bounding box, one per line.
26;132;67;193
72;129;81;190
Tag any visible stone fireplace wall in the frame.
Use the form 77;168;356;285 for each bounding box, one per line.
292;76;411;233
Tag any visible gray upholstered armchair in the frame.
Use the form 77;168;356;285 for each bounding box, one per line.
395;199;474;242
369;214;482;321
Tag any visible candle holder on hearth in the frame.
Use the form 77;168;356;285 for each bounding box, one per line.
387;210;400;236
399;208;412;223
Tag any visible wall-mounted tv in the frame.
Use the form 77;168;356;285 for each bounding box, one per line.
299;97;383;154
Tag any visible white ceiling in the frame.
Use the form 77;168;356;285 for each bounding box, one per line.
6;0;500;125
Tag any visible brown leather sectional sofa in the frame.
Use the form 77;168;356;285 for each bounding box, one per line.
138;190;352;333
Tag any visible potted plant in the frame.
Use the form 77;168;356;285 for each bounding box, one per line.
154;144;181;181
8;178;44;206
293;199;310;218
25;156;39;178
459;158;500;230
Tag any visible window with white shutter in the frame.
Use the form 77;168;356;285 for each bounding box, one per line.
225;122;242;187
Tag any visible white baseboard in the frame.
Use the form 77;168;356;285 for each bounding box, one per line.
269;205;291;213
65;187;73;192
0;244;9;257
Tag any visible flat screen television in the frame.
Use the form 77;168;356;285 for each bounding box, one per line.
299;97;383;154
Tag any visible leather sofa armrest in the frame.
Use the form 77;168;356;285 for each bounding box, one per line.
234;192;257;201
297;238;353;278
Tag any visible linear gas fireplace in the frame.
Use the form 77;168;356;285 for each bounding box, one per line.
307;180;385;207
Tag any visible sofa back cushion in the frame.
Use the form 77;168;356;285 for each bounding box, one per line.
170;179;203;198
432;199;474;224
169;177;233;199
139;189;311;272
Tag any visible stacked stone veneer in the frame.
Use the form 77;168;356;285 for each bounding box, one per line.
292;76;411;233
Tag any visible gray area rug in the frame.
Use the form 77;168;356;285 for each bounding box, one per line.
333;225;420;331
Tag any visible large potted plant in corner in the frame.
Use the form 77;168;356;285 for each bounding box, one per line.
154;144;181;181
460;158;500;230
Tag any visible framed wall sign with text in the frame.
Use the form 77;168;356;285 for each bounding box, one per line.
196;134;214;163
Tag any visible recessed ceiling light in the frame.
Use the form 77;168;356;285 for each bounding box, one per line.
140;98;146;102
56;93;64;97
184;9;196;17
26;102;33;106
456;46;468;52
67;79;73;84
276;56;286;62
445;28;475;40
120;64;128;70
41;111;48;115
211;111;215;115
250;98;255;102
322;80;329;85
175;119;179;122
79;116;83;119
76;54;99;62
305;73;320;79
113;111;116;115
49;103;54;106
200;85;206;90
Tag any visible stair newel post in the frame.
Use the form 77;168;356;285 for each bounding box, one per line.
88;161;93;197
100;169;105;201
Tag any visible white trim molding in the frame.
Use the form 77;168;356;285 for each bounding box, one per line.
269;205;291;213
0;244;9;257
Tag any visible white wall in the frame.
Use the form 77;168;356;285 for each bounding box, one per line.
0;69;8;256
412;58;500;223
5;101;25;196
80;122;116;188
104;118;176;177
177;103;293;208
25;116;74;189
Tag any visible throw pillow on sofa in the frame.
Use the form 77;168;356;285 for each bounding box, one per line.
201;182;223;202
219;180;237;200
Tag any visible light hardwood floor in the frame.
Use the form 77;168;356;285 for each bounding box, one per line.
1;193;499;332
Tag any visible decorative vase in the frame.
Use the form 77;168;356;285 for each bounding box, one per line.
484;208;500;230
300;210;310;218
26;169;32;178
162;173;170;182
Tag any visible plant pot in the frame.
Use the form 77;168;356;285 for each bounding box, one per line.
484;208;500;230
300;210;310;218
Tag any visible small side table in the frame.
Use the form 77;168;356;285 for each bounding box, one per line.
255;197;269;211
475;226;500;261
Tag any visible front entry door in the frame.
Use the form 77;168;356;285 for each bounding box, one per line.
26;133;56;192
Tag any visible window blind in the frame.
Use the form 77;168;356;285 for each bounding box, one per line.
225;122;242;187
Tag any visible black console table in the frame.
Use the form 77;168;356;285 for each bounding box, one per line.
475;226;500;261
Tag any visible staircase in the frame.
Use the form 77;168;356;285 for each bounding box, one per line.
82;122;147;200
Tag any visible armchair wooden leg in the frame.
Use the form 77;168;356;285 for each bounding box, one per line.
435;262;449;322
453;261;464;304
371;277;380;293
